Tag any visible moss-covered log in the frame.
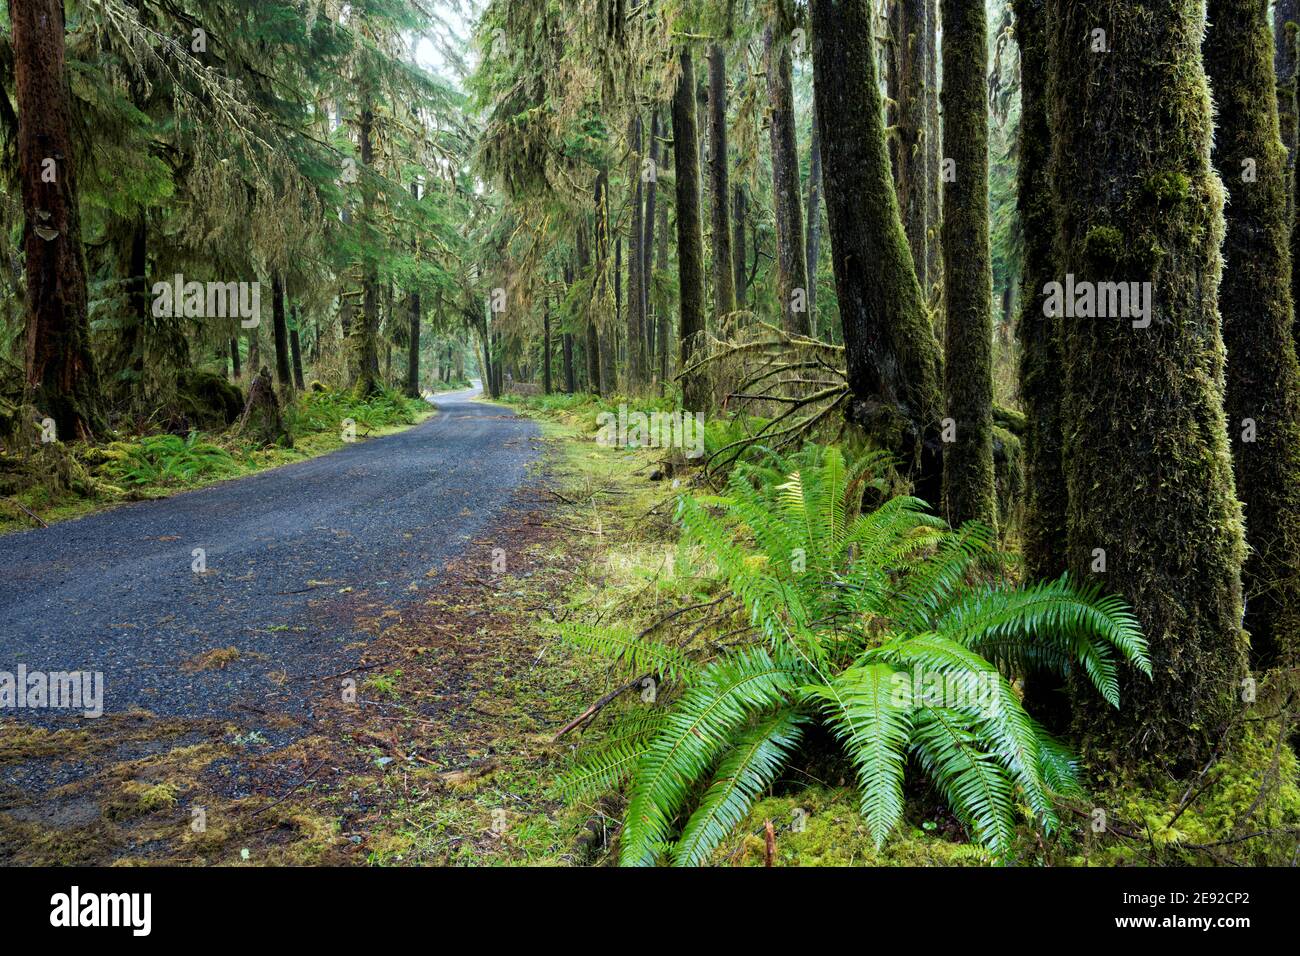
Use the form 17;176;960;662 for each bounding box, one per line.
940;0;996;529
1048;0;1248;768
1012;0;1067;583
809;0;945;506
1205;0;1300;668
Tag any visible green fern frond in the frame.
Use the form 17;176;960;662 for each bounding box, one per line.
672;709;806;866
558;622;698;685
620;648;801;866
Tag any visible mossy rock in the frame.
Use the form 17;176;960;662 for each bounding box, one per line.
176;371;245;430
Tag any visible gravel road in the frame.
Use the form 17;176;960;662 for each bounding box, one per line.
0;384;538;728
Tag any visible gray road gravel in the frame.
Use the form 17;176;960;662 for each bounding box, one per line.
0;384;538;728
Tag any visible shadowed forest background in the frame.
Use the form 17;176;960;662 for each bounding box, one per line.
0;0;1298;867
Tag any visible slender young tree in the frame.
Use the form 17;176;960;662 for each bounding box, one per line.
809;0;945;505
940;0;995;528
1049;0;1247;767
766;18;810;336
626;114;648;389
271;273;294;392
11;0;104;439
806;93;823;329
673;49;708;409
706;43;736;323
1205;0;1300;668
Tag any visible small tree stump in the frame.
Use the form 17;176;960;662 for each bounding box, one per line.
237;366;293;448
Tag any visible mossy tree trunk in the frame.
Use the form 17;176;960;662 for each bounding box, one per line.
643;108;661;356
353;98;381;397
940;0;995;529
810;0;945;506
271;272;294;394
1275;0;1298;224
11;0;104;440
626;114;647;390
1012;0;1066;583
1205;0;1300;669
924;0;942;305
892;0;929;289
806;94;823;329
766;17;810;336
673;47;708;410
1048;0;1248;768
706;44;736;324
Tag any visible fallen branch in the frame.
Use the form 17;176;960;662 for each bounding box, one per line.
553;672;652;740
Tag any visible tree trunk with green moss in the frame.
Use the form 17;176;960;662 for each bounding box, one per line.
673;48;708;410
1205;0;1300;669
893;0;929;289
1275;0;1298;221
810;0;945;506
1013;0;1066;583
11;0;104;440
706;44;736;325
1048;0;1247;768
924;0;942;304
766;20;810;336
940;0;995;529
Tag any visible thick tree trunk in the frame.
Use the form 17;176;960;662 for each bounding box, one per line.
119;211;147;395
406;289;421;398
940;0;995;529
271;273;293;393
229;338;241;380
806;95;823;331
1049;0;1247;768
1012;0;1066;584
893;0;930;289
673;48;708;409
707;44;736;324
1205;0;1300;668
11;0;103;439
766;22;811;336
809;0;944;505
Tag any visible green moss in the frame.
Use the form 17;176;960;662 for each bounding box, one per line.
710;787;992;867
1081;225;1126;266
1144;170;1191;204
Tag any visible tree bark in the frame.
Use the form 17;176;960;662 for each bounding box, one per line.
1049;0;1247;768
940;0;995;529
893;0;930;289
11;0;104;439
806;94;823;331
271;272;293;393
809;0;945;505
1275;0;1298;224
543;297;553;394
1012;0;1066;583
289;306;306;391
732;183;748;310
229;338;241;380
766;21;811;336
579;221;602;396
924;0;942;303
1205;0;1300;669
673;48;708;409
707;44;736;324
627;114;647;389
353;98;381;396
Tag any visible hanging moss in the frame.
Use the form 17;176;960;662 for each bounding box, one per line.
1204;0;1300;668
1047;0;1248;770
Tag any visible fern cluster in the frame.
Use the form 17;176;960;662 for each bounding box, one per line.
102;432;240;486
558;446;1150;865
